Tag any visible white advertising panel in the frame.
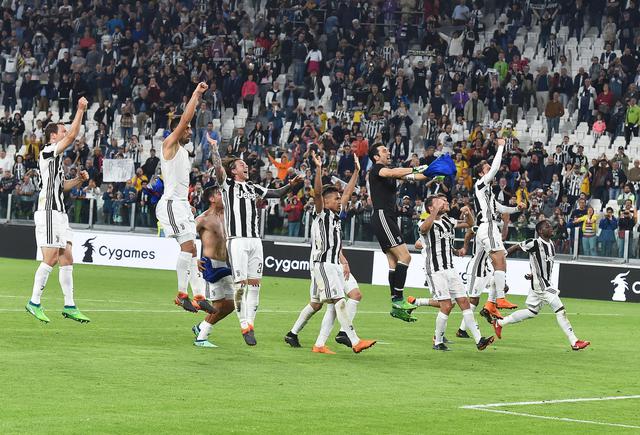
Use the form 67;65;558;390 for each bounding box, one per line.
371;252;559;296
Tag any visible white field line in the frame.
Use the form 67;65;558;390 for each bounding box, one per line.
461;395;640;430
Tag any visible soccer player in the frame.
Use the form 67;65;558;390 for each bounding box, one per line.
472;137;525;320
285;153;363;350
191;185;235;348
367;144;429;322
26;97;91;323
157;82;215;315
302;151;375;354
492;220;590;351
420;195;494;351
209;136;303;346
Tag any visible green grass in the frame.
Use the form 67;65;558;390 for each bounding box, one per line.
1;258;639;434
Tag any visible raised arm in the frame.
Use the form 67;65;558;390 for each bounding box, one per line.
379;164;429;181
63;170;89;192
340;154;360;210
56;97;88;155
264;175;304;199
207;135;225;185
312;151;323;213
495;197;526;214
482;138;505;183
163;82;208;157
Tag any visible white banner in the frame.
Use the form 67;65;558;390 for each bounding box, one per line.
37;231;201;270
371;252;559;296
102;159;135;182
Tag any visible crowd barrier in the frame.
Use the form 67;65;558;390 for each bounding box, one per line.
2;224;638;303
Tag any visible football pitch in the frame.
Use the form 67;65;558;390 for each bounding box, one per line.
1;258;639;434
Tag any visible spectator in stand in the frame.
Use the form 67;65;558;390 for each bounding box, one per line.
283;193;303;237
545;92;564;141
599;207;618;257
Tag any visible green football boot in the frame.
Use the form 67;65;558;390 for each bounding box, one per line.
390;307;418;322
194;340;218;348
25;301;50;323
61;306;91;323
391;298;417;312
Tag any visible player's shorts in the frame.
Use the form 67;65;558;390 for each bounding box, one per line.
371;209;404;253
526;285;563;313
467;274;491;298
311;262;348;303
34;209;73;249
156;198;196;244
426;268;466;301
205;276;234;301
309;269;358;303
476;222;505;253
227;238;263;282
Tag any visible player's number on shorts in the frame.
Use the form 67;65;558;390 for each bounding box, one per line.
257;262;263;274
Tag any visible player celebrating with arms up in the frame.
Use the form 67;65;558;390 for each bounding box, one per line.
208;135;303;345
26;97;91;323
472;137;525;321
493;220;590;350
367;144;429;322
157;82;215;315
420;195;495;351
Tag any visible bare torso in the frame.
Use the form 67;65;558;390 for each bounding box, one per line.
196;208;227;261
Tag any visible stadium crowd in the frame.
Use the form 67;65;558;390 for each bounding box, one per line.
1;0;640;258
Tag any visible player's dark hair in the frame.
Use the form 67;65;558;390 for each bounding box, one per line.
44;122;63;144
367;143;384;165
223;157;243;178
322;185;339;197
425;195;437;210
473;160;487;178
203;185;220;201
170;117;181;131
535;220;549;234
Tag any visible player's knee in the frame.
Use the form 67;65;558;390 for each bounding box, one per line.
469;297;480;306
247;278;261;286
348;289;362;301
439;300;453;313
310;302;323;311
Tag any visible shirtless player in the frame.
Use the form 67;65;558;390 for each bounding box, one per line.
191;185;236;348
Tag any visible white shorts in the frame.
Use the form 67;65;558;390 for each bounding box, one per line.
476;223;505;253
206;276;234;301
156;199;196;243
312;262;347;303
309;269;358;303
467;275;491;298
426;268;466;301
34;210;73;249
227;238;263;282
526;284;563;313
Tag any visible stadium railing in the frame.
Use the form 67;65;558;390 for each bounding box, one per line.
2;195;637;264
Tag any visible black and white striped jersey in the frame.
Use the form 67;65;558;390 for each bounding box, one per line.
221;178;268;238
310;208;342;264
37;143;65;212
420;215;456;274
564;172;584;197
468;249;491;279
520;237;555;291
363;118;386;142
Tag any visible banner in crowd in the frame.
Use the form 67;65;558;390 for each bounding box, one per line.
103;159;135;182
371;252;557;296
558;263;640;303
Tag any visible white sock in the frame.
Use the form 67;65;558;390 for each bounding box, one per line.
291;304;317;335
233;283;249;330
498;309;536;326
434;312;449;345
493;271;506;301
555;309;578;346
197;320;213;340
340;298;359;332
459;303;476;331
59;265;75;306
176;252;192;294
189;257;205;298
247;284;260;326
335;299;360;346
414;297;431;307
30;263;53;305
315;304;335;347
488;282;497;303
462;308;482;343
